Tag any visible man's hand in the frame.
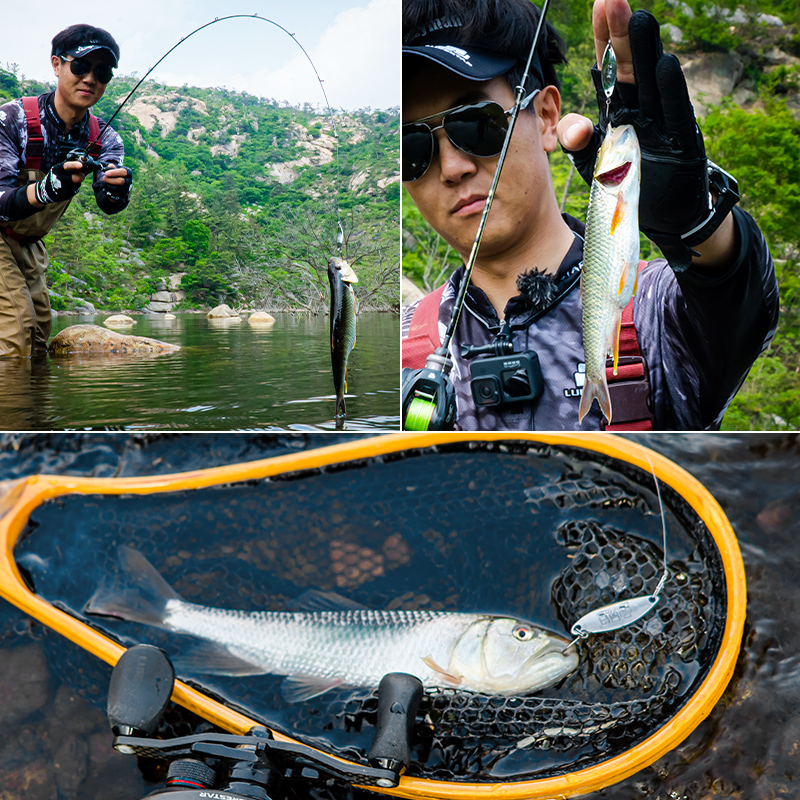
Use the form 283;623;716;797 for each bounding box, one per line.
101;166;131;187
557;0;737;271
33;160;85;205
94;165;133;209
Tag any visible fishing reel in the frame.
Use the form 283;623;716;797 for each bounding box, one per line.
65;148;112;175
401;347;457;431
56;142;112;175
461;322;544;408
109;645;423;800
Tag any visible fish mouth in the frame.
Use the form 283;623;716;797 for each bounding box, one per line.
596;161;632;186
452;194;487;216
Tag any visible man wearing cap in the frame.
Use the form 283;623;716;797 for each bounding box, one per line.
401;0;778;431
0;23;132;358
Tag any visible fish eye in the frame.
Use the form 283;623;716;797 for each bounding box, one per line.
512;624;534;641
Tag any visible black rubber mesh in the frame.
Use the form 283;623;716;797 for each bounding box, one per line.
14;440;727;785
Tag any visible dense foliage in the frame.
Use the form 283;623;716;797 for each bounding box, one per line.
1;69;399;313
401;0;800;431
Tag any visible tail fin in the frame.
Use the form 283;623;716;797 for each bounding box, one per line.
335;393;346;418
84;546;182;627
578;378;612;424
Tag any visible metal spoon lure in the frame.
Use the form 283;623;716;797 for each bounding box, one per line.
601;41;616;117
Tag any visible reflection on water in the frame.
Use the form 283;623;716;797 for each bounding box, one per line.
0;433;798;800
0;313;400;430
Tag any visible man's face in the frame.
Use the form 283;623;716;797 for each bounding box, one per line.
403;63;560;262
52;52;113;112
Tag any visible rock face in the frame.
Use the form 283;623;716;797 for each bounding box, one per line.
47;325;180;355
681;51;745;114
147;272;188;313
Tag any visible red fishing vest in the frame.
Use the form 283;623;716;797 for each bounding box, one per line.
402;261;654;431
21;95;102;172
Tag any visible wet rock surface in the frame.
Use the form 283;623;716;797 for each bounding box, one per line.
47;325;180;355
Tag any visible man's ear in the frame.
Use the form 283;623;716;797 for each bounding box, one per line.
51;55;62;77
534;86;562;153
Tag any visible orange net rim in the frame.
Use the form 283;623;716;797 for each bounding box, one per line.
0;432;745;799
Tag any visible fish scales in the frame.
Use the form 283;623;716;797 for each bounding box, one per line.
165;602;477;686
579;124;641;424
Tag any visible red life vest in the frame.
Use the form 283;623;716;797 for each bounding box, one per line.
402;262;654;431
21;95;102;172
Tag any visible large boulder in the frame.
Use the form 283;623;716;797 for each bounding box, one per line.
207;304;239;319
104;314;135;328
248;311;276;325
47;324;180;355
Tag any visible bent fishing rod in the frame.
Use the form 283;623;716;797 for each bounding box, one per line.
74;13;344;248
401;0;553;431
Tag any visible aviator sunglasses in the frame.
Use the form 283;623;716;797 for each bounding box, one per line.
59;55;114;84
402;89;540;182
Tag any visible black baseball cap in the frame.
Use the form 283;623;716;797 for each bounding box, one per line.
403;14;543;84
57;41;118;68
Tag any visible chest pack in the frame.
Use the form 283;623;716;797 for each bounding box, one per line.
22;95;101;175
402;262;654;431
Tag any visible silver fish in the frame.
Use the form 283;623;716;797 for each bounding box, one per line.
328;257;358;420
579;123;641;424
86;547;578;702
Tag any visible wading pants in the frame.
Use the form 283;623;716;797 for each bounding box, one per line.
0;177;69;358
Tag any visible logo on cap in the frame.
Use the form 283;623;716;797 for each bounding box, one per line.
431;45;473;67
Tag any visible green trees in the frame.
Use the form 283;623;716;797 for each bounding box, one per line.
1;68;399;315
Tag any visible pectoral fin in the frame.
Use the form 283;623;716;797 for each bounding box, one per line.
422;655;462;686
610;193;627;236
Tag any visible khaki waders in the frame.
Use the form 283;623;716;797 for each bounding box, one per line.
0;168;70;358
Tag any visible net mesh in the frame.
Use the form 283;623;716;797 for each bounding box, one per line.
15;440;728;786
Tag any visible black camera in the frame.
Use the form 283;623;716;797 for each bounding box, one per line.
462;332;544;408
469;351;544;407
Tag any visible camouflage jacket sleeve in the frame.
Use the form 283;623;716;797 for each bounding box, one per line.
634;206;779;429
0;99;27;222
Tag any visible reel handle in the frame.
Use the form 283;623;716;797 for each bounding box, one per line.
108;644;175;736
368;672;423;777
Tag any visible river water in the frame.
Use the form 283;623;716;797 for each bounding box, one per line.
0;432;797;800
0;313;400;431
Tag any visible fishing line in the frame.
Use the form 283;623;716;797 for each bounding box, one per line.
90;13;344;247
564;438;669;652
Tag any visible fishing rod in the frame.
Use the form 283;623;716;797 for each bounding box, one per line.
401;0;553;431
72;13;343;248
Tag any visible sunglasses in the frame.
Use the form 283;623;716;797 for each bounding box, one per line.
402;90;539;182
60;56;114;84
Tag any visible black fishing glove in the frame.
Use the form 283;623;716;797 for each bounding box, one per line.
94;166;133;214
565;10;738;271
33;161;82;205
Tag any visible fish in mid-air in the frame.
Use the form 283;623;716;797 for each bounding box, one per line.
85;547;579;702
579;123;641;424
327;257;358;420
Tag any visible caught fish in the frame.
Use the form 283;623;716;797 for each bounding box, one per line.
579;123;641;424
86;547;578;702
328;257;358;420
